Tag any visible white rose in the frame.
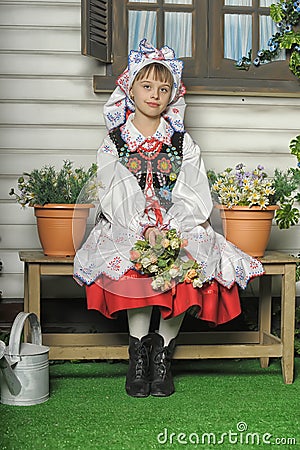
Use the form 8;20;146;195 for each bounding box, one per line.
192;278;203;288
148;264;158;273
170;239;180;249
141;257;152;268
169;267;180;278
151;276;165;290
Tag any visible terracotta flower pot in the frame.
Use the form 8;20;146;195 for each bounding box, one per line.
215;205;279;258
34;204;94;257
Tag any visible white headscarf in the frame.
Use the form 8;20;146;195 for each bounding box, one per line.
103;39;186;132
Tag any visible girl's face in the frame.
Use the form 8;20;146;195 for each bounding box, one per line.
129;69;172;121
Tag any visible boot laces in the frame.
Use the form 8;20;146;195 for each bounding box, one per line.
134;343;149;379
154;350;169;379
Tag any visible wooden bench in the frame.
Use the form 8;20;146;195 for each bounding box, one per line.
19;250;297;384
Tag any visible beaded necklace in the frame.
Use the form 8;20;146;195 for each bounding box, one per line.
136;137;163;161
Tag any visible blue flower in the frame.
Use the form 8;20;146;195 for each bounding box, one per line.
282;2;288;11
257;50;264;57
270;43;279;52
253;57;260;66
285;24;292;32
294;1;300;12
235;163;244;170
159;186;172;201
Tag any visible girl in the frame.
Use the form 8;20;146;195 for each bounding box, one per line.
74;39;264;398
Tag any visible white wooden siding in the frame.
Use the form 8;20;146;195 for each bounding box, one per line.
0;0;299;299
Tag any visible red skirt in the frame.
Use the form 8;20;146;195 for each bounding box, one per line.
85;270;241;326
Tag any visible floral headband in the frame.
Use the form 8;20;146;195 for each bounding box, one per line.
103;39;186;132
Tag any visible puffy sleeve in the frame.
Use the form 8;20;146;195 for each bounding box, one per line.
164;132;213;232
96;136;148;234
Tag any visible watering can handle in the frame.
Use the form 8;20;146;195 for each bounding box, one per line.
8;312;42;364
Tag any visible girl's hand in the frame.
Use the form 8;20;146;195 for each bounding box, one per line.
144;227;165;246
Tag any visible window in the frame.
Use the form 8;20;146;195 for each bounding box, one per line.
81;0;300;95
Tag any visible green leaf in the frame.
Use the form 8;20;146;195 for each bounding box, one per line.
289;135;300;160
157;260;167;268
279;32;297;49
270;4;284;23
289;51;300;79
181;260;195;270
135;240;148;248
275;203;300;229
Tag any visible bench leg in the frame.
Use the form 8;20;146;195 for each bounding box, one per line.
281;264;296;384
259;275;272;368
23;262;29;341
25;263;41;342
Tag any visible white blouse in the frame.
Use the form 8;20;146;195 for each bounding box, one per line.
74;116;264;288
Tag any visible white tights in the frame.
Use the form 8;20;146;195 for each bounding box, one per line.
127;306;185;346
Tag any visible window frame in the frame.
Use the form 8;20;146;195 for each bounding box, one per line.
210;0;296;80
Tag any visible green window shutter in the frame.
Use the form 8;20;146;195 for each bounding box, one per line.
81;0;112;62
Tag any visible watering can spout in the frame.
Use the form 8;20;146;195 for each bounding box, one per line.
0;340;22;396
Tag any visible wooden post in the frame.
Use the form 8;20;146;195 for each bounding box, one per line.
281;264;296;384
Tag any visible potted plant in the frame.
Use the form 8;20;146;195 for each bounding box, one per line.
9;160;98;257
207;135;300;257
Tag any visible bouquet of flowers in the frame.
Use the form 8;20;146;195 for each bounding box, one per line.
129;228;204;292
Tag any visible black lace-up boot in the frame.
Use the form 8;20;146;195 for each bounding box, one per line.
125;334;152;397
150;333;176;397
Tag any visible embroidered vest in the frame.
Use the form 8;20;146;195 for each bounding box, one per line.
109;127;184;211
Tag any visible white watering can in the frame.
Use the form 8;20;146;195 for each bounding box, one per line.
0;312;50;406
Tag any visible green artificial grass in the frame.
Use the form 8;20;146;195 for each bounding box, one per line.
1;358;300;450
